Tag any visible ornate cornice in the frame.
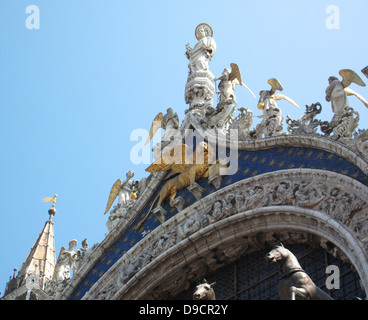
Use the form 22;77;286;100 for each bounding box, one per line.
57;111;368;300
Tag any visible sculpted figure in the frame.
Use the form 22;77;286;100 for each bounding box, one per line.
229;107;253;140
257;78;300;111
145;108;181;160
265;243;333;300
294;180;325;208
193;279;216;300
184;24;216;115
286;103;322;135
185;24;216;74
215;63;255;107
251;78;300;138
206;64;254;132
134;142;217;230
117;170;136;206
178;213;201;240
325;69;367;116
242;186;264;211
53;240;80;282
145;108;180;147
322;69;367;141
104;169;138;215
210;201;223;222
351;213;368;241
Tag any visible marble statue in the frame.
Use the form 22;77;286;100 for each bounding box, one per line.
202;64;254;132
215;63;255;107
215;67;236;105
185;24;216;115
325;70;367;116
54;240;81;282
145;108;181;160
104;170;138;215
322;70;367;141
251;78;299;138
104;170;139;233
251;102;284;138
145;108;180;147
117;170;137;206
326;76;349;116
185;24;216;74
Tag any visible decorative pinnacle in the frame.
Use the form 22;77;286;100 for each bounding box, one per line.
42;194;57;220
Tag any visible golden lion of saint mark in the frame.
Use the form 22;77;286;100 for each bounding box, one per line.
134;141;223;230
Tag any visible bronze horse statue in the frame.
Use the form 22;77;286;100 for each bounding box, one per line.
265;243;333;300
192;280;216;300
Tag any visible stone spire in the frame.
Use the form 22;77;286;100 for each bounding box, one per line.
2;204;57;300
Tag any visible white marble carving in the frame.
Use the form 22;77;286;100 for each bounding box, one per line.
82;169;368;300
185;25;216;116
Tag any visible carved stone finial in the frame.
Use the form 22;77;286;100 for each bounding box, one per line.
48;205;56;221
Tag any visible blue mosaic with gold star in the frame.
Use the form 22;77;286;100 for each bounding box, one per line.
70;146;368;299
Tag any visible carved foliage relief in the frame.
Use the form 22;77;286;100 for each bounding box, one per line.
89;169;368;300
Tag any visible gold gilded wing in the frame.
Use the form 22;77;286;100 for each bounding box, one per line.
42;194;57;204
273;93;300;109
339;69;366;88
268;78;283;93
344;87;368;108
229;63;242;83
146;144;192;173
103;179;122;214
145;112;164;145
229;63;256;98
52;246;66;280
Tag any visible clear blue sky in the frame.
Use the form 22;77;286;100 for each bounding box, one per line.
1;0;367;294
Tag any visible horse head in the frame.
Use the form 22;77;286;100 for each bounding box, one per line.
265;242;290;264
193;279;216;300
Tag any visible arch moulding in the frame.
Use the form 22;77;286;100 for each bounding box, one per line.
114;206;368;300
82;169;368;300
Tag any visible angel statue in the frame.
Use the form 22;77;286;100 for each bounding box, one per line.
103;169;138;215
250;78;300;138
215;63;255;108
145;108;181;161
145;108;180;147
325;69;367;115
322;69;367;141
53;240;81;282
